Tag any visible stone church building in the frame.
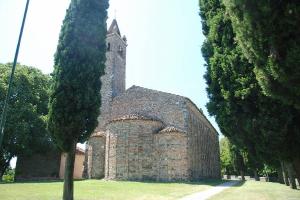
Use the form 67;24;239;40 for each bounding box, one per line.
84;19;221;181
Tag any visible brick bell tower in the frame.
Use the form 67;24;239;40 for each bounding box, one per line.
84;19;127;179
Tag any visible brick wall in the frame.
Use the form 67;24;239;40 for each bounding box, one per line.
15;150;61;180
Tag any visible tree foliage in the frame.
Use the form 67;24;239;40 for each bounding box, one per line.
0;63;52;177
223;0;300;109
199;0;300;183
220;137;235;175
48;0;109;199
48;0;109;152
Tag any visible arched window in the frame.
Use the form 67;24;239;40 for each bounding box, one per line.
107;43;111;51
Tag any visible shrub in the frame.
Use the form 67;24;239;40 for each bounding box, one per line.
2;168;15;182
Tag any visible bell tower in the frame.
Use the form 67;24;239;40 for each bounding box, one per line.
97;19;127;131
84;19;127;179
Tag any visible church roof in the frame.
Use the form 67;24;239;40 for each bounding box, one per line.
125;85;186;100
109;114;162;123
158;126;187;134
107;19;121;36
90;131;106;138
114;85;218;134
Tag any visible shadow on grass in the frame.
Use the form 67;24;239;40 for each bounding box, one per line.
110;178;228;186
1;178;245;187
228;180;245;187
0;178;87;184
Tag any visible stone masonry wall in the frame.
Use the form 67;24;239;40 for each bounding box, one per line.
186;101;221;180
153;131;188;181
87;134;106;179
105;118;190;181
110;34;126;98
86;31;127;178
105;119;164;180
95;33;126;133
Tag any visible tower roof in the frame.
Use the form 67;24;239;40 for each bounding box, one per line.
108;19;121;36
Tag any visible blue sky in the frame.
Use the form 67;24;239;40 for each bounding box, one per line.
0;0;221;138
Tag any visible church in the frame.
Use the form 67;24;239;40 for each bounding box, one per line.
83;19;221;181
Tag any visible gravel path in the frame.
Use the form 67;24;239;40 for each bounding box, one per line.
179;181;240;200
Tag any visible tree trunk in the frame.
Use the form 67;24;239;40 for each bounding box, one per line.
277;166;284;184
292;158;300;185
234;150;245;181
63;141;77;200
0;163;8;178
281;161;290;186
253;170;259;181
0;156;11;179
285;162;297;189
82;142;89;179
246;142;260;181
240;170;245;181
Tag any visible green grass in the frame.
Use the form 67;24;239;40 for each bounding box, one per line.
0;179;223;200
208;181;300;200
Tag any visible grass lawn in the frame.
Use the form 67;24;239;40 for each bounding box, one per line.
0;179;223;200
208;181;300;200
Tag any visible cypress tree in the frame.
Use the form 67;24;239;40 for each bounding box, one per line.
199;0;300;185
223;0;300;109
48;0;109;199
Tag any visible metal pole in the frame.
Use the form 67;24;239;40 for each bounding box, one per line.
0;0;30;149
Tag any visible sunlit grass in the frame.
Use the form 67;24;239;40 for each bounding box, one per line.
0;179;223;200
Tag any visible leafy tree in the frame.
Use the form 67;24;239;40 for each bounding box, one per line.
0;63;52;177
48;0;108;199
220;137;248;180
220;137;235;175
2;167;15;182
223;0;300;109
259;164;277;179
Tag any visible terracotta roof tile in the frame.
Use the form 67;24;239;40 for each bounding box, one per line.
110;114;162;123
158;126;186;134
90;131;106;138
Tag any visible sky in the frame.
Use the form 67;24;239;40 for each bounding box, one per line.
0;0;221;166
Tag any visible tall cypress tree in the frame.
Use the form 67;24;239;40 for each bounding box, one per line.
48;0;109;199
199;0;300;185
223;0;300;109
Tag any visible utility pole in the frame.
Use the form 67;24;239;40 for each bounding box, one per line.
0;0;30;148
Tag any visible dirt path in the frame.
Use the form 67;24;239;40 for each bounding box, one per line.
179;181;240;200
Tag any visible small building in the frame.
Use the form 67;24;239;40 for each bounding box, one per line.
59;147;85;179
15;146;85;180
15;149;61;180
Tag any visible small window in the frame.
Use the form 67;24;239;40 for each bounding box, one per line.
107;43;111;51
118;45;123;57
